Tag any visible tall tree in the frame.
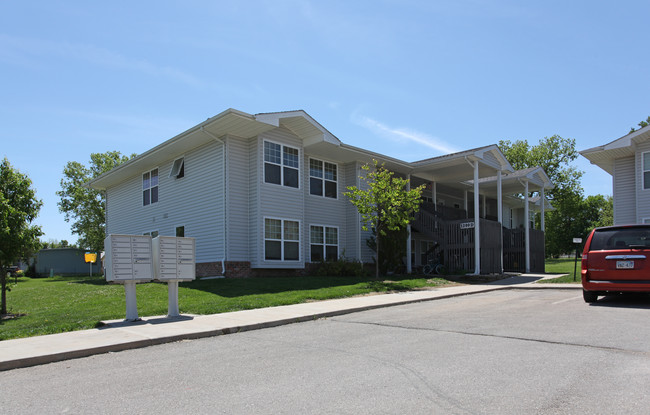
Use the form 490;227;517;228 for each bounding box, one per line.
344;160;424;277
499;135;585;257
0;158;43;315
57;151;135;253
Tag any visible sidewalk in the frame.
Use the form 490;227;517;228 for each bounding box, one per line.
0;274;579;371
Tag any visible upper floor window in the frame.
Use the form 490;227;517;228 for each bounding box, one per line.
143;168;159;206
264;141;299;188
643;152;650;189
309;159;337;198
170;157;184;179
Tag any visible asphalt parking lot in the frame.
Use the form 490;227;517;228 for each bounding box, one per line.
2;289;650;414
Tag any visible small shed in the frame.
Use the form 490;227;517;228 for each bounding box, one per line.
36;248;102;276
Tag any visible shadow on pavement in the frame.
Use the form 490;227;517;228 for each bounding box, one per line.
589;293;650;309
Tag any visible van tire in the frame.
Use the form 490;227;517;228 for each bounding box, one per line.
583;289;598;303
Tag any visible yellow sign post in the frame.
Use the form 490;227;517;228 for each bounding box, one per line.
85;252;97;276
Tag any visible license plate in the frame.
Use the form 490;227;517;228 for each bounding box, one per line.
616;260;634;269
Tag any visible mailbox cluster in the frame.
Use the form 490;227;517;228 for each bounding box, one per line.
104;234;196;321
104;234;195;282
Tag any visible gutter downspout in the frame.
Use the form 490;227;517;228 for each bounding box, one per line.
201;126;227;276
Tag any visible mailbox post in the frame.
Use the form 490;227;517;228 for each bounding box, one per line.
573;237;583;282
152;236;196;317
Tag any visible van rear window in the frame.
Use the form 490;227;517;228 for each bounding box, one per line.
590;227;650;250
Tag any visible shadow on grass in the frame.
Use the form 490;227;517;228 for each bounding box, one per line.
180;275;429;298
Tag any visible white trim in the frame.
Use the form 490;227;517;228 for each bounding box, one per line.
263;216;301;262
309;224;339;262
263;139;301;190
308;157;339;199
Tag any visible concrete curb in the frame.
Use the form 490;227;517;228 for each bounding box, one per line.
0;278;580;371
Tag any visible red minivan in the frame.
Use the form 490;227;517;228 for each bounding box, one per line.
581;224;650;303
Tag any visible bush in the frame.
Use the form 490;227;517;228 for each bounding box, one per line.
311;257;370;277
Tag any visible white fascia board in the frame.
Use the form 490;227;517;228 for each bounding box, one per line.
87;109;269;190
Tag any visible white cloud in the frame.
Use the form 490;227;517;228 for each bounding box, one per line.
353;114;459;155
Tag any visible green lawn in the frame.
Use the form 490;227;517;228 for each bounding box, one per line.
541;257;582;283
1;274;452;341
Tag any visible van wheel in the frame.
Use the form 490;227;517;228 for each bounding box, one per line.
583;290;598;303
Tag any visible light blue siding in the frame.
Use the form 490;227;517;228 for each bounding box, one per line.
613;156;635;225
106;141;225;263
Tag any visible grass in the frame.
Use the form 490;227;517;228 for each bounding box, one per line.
1;274;452;341
541;257;582;284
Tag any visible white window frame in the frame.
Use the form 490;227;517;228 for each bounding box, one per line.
309;224;339;262
643;152;650;190
263;140;300;189
642;218;650;224
175;225;185;237
309;158;338;199
143;168;159;206
264;217;300;262
170;157;185;179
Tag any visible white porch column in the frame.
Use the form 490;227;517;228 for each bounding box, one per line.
539;187;546;232
524;180;530;273
406;174;412;274
497;170;503;273
473;161;481;275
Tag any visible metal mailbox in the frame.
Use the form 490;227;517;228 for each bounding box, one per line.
104;234;154;282
152;236;196;281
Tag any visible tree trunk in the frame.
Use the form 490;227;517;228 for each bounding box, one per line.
375;232;380;278
1;269;7;315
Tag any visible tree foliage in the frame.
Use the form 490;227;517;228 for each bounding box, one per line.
0;158;43;314
57;151;135;252
629;116;650;133
499;135;585;256
344;160;424;277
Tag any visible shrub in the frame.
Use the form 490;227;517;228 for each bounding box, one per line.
311;257;370;277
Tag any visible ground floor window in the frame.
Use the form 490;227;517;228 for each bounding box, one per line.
310;225;338;261
265;218;300;261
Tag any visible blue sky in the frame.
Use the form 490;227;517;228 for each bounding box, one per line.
2;1;648;245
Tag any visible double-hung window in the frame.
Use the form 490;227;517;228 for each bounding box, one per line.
310;225;338;262
642;152;650;189
264;141;299;188
143;168;159;206
309;159;337;198
265;218;300;261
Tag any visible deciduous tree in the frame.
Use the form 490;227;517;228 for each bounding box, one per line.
0;158;43;315
344;160;424;277
57;151;135;253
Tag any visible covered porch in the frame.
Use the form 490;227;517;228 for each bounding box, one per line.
407;150;553;275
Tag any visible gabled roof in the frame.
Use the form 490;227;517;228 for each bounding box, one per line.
580;124;650;175
88;108;541;193
469;166;554;195
410;144;514;184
